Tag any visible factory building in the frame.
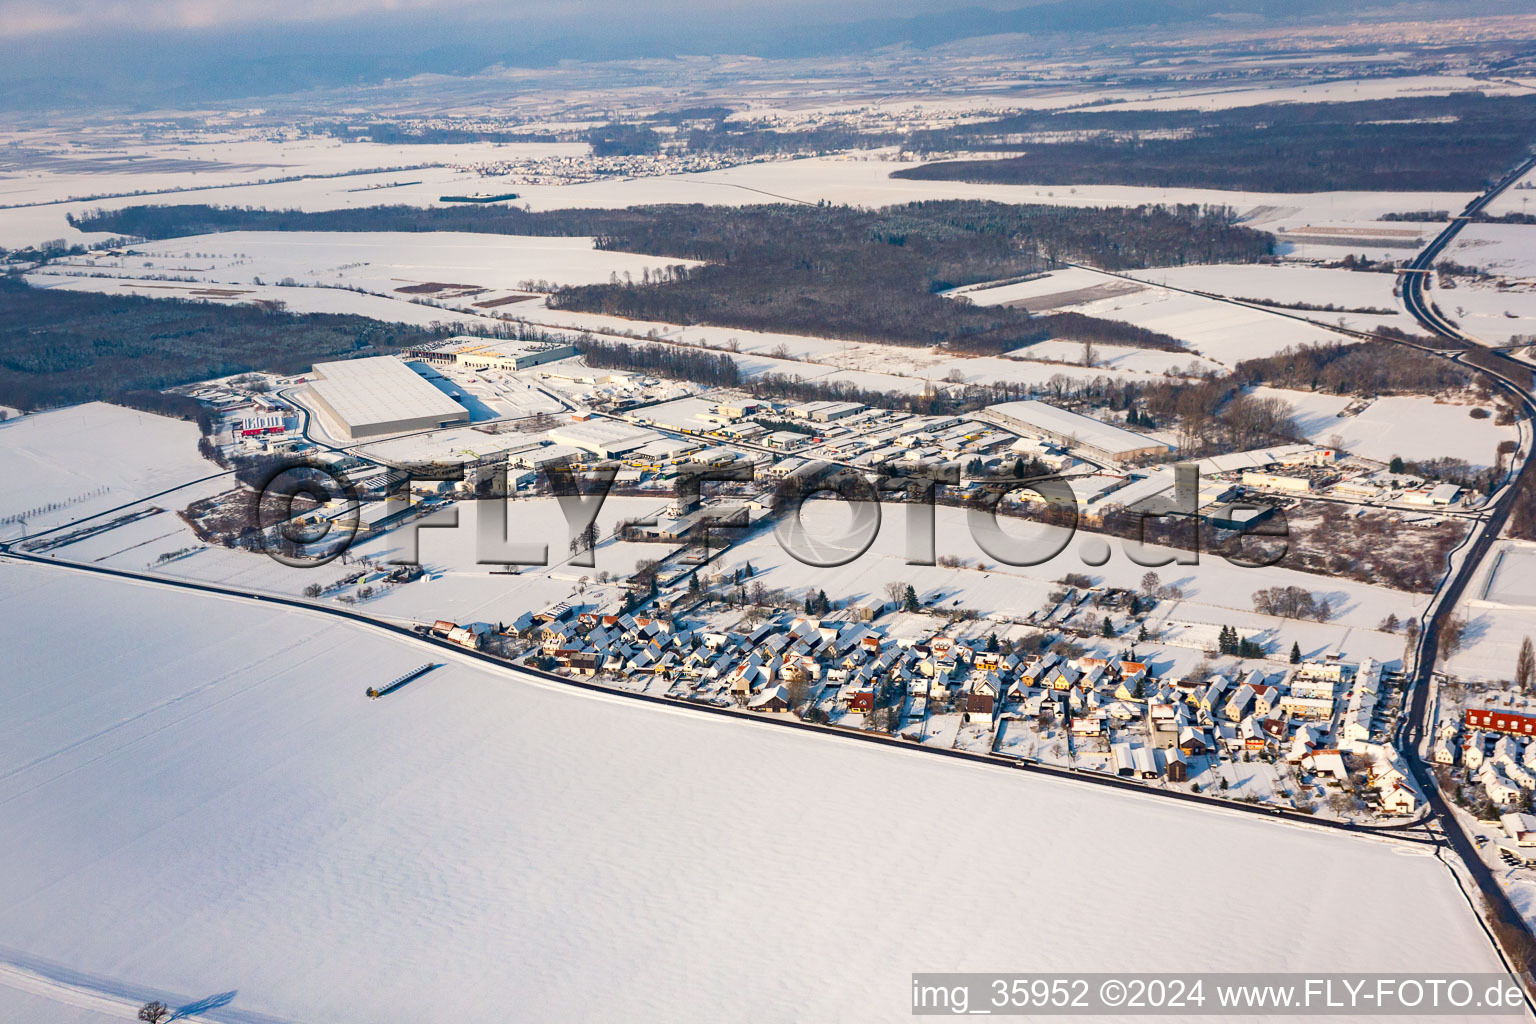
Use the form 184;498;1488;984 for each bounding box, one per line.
306;356;469;441
980;401;1171;464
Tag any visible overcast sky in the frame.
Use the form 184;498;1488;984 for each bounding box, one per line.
0;0;1515;109
0;0;956;40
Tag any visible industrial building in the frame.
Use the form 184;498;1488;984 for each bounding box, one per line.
548;420;665;458
788;400;865;422
306;356;470;441
409;338;580;371
980;401;1171;464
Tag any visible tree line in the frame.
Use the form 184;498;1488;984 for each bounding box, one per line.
0;277;433;411
75;200;1268;357
895;93;1536;193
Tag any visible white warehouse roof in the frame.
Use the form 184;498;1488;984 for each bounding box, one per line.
308;357;468;438
983;400;1171;461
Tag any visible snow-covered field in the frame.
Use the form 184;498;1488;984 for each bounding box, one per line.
1446;541;1536;683
1246;388;1513;466
1428;282;1536;346
1121;264;1406;334
22;273;506;329
962;267;1350;365
0;144;1479;255
0;560;1508;1022
1323;396;1513;467
1447;223;1536;278
47;230;697;293
0;404;220;541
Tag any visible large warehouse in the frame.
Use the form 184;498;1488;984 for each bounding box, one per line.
307;356;470;440
981;400;1171;464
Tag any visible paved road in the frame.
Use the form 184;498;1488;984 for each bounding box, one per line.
1393;151;1536;989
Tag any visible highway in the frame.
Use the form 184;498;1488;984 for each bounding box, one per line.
1391;150;1536;992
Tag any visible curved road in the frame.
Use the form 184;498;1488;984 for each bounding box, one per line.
1393;150;1536;990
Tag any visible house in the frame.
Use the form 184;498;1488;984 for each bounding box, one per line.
1070;713;1103;737
748;684;792;713
446;622;494;649
1467;708;1536;737
1480;763;1524;809
1502;812;1536;846
1379;781;1419;816
1165;748;1188;782
1177;727;1208;757
556;650;600;676
1112;741;1135;777
1133;745;1160;779
1280;694;1334;720
967;673;1001;716
842;682;876;714
1302;749;1349;780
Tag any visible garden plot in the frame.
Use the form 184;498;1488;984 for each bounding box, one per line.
52;495;682;628
518;301;1167;392
1013;339;1223;376
0;562;1505;1022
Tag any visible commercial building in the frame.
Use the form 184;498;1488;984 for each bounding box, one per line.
410;338;580;371
307;357;469;441
548;420;665;458
980;401;1171;464
788;400;865;422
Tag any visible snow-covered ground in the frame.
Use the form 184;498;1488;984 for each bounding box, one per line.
1446;540;1536;683
1121;263;1406;334
1247;388;1514;466
1447;223;1536;278
1321;396;1514;467
0;560;1508;1022
0;403;220;541
962;268;1349;365
0;144;1479;254
44;230;697;292
723;502;1418;662
22;273;506;329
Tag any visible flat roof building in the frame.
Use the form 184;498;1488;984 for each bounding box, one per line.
980;401;1171;464
307;356;469;441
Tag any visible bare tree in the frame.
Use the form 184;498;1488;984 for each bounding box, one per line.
1518;636;1536;695
1439;615;1468;658
139;1003;170;1024
883;580;909;606
1140;571;1161;597
1081;339;1097;368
